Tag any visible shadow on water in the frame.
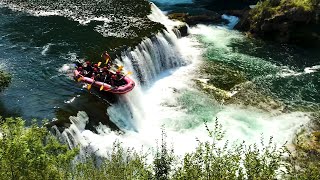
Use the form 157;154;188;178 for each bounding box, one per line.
0;98;22;118
231;38;320;70
52;90;120;132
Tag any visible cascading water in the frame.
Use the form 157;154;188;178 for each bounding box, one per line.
57;3;312;158
119;32;187;86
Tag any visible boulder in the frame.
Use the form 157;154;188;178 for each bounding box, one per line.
193;0;259;11
175;23;189;37
235;1;320;45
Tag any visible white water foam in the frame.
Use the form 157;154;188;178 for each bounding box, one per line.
222;14;240;29
278;64;320;78
148;3;184;31
304;65;320;73
41;43;53;56
0;2;145;38
59;4;310;158
189;24;244;50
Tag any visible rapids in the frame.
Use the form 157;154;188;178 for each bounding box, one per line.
56;4;316;157
0;1;319;158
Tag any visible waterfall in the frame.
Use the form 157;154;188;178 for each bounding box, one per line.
54;3;200;154
119;31;187;86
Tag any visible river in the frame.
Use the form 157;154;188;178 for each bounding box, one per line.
0;0;319;156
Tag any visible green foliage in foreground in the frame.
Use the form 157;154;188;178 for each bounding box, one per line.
0;117;78;180
0;70;11;92
0;117;319;180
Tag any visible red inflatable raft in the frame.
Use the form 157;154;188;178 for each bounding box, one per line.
74;70;135;94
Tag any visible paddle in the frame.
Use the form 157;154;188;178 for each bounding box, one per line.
124;71;133;76
98;62;102;67
87;77;95;90
105;57;110;65
119;71;133;80
117;65;124;72
100;75;108;91
77;76;83;82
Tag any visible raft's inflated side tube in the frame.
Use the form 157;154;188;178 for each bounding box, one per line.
74;70;135;94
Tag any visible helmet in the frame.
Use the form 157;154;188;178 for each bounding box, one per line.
103;67;108;71
86;61;91;65
111;75;116;79
116;70;121;74
93;68;98;72
94;64;98;68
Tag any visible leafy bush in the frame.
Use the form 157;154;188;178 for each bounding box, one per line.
153;128;174;180
171;120;285;180
0;117;78;179
73;141;152;180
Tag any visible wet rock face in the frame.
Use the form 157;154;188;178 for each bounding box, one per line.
175;23;189;37
168;12;224;25
193;0;259;11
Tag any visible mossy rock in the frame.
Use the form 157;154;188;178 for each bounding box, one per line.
312;131;320;142
196;61;284;111
168;11;223;25
226;82;285;112
296;129;320;154
194;79;231;102
0;70;11;92
200;61;247;91
241;0;319;45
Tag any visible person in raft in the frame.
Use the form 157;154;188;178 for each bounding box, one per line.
91;68;100;80
76;66;83;77
101;51;112;66
100;66;112;82
83;61;93;77
110;70;125;87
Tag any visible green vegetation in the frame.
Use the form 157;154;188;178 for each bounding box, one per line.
0;70;11;92
250;0;316;28
287;0;315;11
0;117;319;179
73;142;152;180
0;117;78;179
